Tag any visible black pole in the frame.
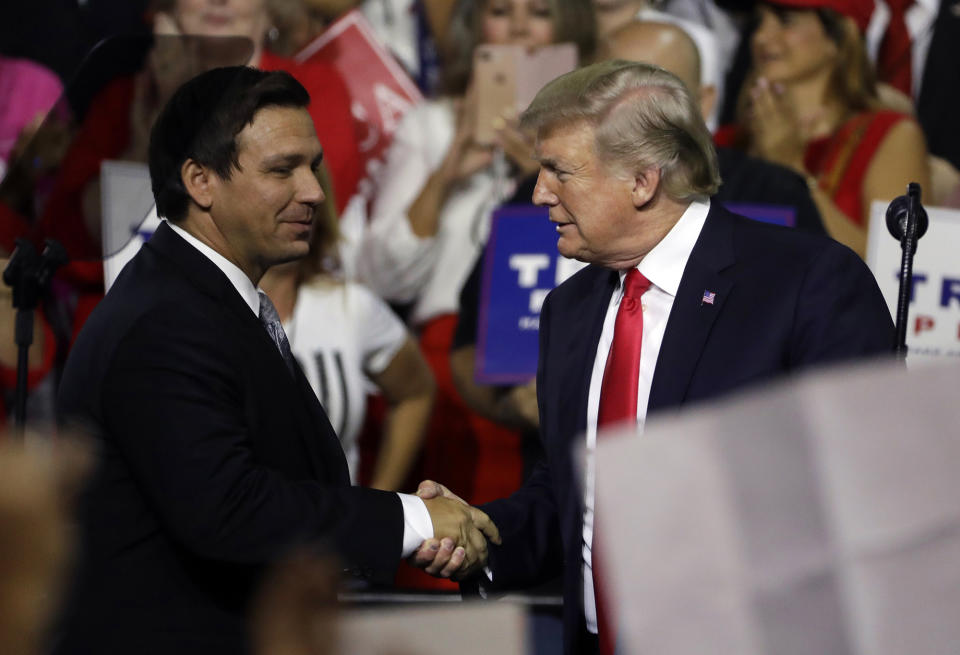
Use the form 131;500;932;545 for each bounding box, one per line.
886;183;928;359
2;238;68;435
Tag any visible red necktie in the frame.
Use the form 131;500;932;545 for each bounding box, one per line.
878;0;914;96
595;269;651;655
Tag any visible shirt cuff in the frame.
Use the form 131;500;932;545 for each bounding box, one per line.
398;492;434;558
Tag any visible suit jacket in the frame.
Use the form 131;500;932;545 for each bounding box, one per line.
53;222;404;654
480;202;894;654
917;0;960;170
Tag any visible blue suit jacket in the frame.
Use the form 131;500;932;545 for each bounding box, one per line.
480;202;894;654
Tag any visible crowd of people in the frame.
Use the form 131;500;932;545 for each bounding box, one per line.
1;0;956;653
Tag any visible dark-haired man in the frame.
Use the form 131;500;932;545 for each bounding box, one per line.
54;66;497;655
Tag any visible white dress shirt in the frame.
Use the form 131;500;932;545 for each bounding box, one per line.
581;199;710;633
167;222;433;557
865;0;940;98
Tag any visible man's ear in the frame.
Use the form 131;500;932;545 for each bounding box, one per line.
631;167;661;209
699;84;718;126
181;158;214;212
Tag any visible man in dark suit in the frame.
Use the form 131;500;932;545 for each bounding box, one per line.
53;66;497;655
416;60;894;654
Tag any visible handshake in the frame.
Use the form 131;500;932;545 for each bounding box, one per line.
411;480;500;581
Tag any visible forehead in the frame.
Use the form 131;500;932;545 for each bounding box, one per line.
235;106;321;157
534;120;597;163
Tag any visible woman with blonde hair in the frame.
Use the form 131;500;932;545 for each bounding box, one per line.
718;0;930;258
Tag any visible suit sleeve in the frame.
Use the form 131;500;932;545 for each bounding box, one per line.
478;290;564;589
789;240;896;366
99;306;404;582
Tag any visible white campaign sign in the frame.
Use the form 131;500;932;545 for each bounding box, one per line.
867;200;960;366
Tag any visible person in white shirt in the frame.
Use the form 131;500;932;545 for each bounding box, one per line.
260;170;434;491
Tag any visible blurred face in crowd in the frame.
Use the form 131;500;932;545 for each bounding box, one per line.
203;106;324;281
173;0;272;42
592;0;644;38
751;5;839;85
481;0;557;49
532;121;647;268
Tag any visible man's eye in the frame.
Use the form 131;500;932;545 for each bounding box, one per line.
272;167;292;176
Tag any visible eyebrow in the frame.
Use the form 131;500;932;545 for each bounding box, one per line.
262;151;324;170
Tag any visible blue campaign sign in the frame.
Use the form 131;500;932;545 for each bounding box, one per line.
476;205;586;384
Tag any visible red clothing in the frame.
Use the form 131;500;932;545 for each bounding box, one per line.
804;110;908;225
393;313;524;592
260;51;364;211
715;110;910;225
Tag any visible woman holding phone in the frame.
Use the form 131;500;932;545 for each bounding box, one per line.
361;0;596;562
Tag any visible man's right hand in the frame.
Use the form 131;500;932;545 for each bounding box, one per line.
413;481;500;580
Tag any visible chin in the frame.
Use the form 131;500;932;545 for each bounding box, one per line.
274;244;310;265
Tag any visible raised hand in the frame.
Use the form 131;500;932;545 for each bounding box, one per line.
492;110;539;178
748;76;807;174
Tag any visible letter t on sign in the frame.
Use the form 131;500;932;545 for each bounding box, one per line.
510;254;550;288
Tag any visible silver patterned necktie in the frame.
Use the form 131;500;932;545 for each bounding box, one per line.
257;291;295;375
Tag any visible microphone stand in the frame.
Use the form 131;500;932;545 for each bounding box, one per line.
2;238;67;436
885;183;928;359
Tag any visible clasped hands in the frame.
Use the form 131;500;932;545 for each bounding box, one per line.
412;480;499;581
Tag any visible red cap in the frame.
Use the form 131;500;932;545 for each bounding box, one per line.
762;0;875;32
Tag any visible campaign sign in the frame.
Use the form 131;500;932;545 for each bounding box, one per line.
866;200;960;366
295;10;423;203
476;205;586;384
724;203;796;227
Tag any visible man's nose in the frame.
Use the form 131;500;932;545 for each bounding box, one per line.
300;168;326;206
531;170;556;206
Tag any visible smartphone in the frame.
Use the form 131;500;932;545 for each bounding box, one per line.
472;43;578;146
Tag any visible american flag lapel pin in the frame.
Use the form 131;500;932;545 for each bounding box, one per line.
701;290;716;306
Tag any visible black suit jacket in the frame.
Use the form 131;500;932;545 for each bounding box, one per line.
480;203;894;654
54;222;404;654
918;0;960;170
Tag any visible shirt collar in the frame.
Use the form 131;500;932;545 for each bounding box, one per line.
619;198;709;296
167;221;261;316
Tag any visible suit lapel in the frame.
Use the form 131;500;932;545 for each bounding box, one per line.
148;222;341;481
648;204;737;412
556;267;618;440
291;361;350;484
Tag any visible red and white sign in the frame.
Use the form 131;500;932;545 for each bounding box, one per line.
296;10;423;202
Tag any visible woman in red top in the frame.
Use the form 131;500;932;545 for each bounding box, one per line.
721;0;930;258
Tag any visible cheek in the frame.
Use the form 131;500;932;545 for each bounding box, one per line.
173;0;205;30
529;20;555;46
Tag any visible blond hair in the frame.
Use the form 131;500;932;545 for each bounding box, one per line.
521;59;720;201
